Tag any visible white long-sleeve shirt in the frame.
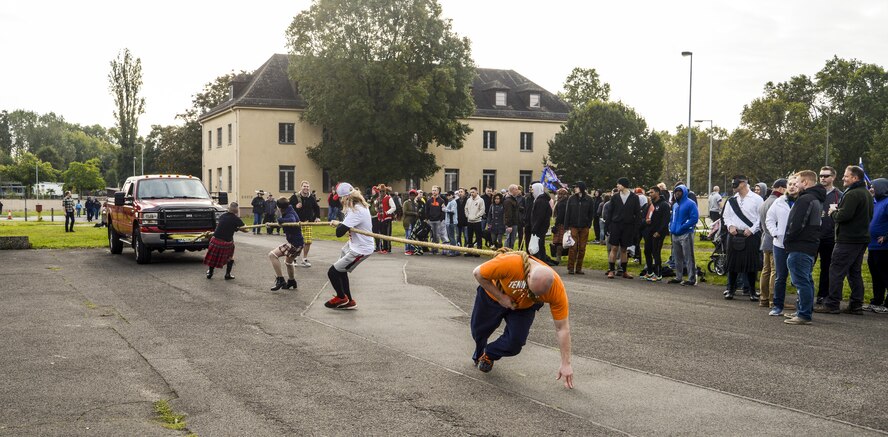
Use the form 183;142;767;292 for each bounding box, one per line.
766;195;791;249
723;191;763;233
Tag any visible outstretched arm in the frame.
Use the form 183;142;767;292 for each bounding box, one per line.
554;318;574;389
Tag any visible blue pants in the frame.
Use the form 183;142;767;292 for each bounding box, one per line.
787;252;816;320
253;213;263;234
470;286;543;362
772;246;790;311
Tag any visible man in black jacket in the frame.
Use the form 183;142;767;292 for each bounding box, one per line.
503;185;521;249
563;181;594;274
643;187;671;281
251;190;265;234
292;181;322;267
605;177;641;278
815;166;842;304
817;165;874;315
529;182;556;266
783;171;826;325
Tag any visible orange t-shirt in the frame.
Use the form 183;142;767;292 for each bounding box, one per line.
477;253;569;320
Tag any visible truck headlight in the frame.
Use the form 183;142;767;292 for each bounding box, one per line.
142;212;158;225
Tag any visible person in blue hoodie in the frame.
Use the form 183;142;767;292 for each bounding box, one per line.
669;184;699;286
267;197;303;291
866;178;888;314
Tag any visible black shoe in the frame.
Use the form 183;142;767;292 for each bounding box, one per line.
206;267;214;279
285;279;298;289
464;253;473;257
813;305;840;314
844;307;864;315
668;278;682;284
750;292;760;302
224;260;234;280
270;276;286;291
816;297;825;305
724;290;735;300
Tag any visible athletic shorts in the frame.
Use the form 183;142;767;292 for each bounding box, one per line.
275;242;303;259
301;225;313;244
608;223;637;248
333;244;371;273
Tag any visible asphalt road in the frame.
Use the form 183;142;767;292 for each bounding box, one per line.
1;233;886;436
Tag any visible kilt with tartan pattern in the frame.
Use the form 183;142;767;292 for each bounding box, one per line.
276;242;303;258
301;225;313;244
203;237;235;268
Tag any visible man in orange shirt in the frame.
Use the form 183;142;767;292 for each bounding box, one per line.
471;252;574;389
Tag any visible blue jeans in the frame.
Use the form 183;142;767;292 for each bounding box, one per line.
446;223;457;251
505;227;517;249
328;206;341;221
787;252;816;320
404;223;414;252
772;246;790;311
253;213;263;234
470;286;543;361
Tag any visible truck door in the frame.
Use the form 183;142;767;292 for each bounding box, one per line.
121;182;135;237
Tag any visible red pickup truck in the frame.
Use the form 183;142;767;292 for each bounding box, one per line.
104;175;228;264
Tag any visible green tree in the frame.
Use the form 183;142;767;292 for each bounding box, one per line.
108;48;146;184
816;57;888;169
0;152;58;197
866;118;888;176
661;125;728;192
0;110;11;159
547;100;663;189
558;67;611;107
62;159;106;194
285;0;476;187
146;123;201;177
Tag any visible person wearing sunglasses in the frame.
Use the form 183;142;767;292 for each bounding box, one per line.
815;166;842;305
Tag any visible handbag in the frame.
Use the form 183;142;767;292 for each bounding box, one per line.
562;230;575;248
529;234;540;254
729;234;747;251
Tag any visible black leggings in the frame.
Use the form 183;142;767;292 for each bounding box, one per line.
327;266;351;300
379;220;392;251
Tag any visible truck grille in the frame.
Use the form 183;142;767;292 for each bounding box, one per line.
161;210;216;230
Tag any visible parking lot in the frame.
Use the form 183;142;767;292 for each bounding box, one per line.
1;234;887;436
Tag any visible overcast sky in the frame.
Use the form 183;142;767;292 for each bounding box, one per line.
2;0;886;137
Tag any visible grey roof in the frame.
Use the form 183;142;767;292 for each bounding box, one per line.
200;54;568;122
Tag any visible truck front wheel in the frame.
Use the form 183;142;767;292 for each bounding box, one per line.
108;222;123;254
133;228;152;264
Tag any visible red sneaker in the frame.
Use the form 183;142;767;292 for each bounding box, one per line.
324;296;350;308
405;251;414;256
339;299;357;310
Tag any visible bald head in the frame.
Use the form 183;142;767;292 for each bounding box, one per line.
527;262;555;296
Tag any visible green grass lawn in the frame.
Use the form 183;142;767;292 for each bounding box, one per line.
6;216;872;301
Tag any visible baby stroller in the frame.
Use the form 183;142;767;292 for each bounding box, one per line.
707;219;727;276
411;219;431;255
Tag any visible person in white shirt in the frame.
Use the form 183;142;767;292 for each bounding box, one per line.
325;182;374;310
464;187;485;255
709;186;723;225
722;175;764;300
765;176;797;316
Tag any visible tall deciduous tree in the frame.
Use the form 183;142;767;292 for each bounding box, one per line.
286;0;476;187
0;152;58;197
62;158;106;194
558;67;611;107
547;100;663;189
108;48;146;184
146;123;201;177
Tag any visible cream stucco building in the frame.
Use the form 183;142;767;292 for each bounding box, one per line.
199;54;570;214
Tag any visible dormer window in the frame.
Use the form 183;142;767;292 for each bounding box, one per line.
529;93;540;108
495;91;507;106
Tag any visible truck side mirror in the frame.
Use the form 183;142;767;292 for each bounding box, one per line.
114;191;125;206
217;192;228;206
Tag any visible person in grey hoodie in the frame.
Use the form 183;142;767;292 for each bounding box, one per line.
758;179;787;308
755;182;769;200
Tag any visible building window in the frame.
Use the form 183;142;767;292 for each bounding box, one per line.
406;178;419;190
207;131;212;150
529;93;540;108
482;131;497;150
279;166;295;192
322;169;334;193
227;166;232;192
520;132;533;152
495;91;507;106
519;170;533;190
444;169;459;193
208;169;213;191
216;127;222;148
217;167;222;192
227;124;232;145
482;170;496;192
279;123;295;144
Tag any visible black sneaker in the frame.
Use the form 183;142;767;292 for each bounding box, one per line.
680;280;696;286
844;307;864;316
668;278;682;284
813;305;840;314
477;353;494;373
816;297;825;305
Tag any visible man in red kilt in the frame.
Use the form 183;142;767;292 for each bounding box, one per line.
204;202;247;279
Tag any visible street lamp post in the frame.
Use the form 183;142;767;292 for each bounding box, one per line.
695;119;713;197
682;51;693;190
812;105;831;166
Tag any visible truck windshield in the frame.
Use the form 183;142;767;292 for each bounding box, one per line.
137;179;211;200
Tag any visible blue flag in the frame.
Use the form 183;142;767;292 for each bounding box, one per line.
540;166;565;192
859;157;872;186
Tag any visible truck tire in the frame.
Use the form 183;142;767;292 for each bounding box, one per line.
108;221;123;254
133;228;152;264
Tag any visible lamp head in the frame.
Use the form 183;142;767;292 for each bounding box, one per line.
682;51;693;56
